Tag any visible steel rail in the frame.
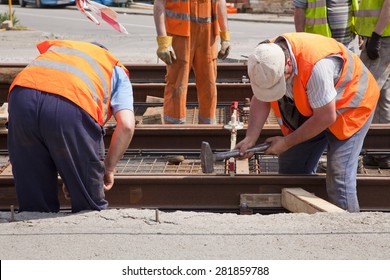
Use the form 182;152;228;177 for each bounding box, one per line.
0;63;249;103
0;62;248;83
1;123;389;151
0;174;389;212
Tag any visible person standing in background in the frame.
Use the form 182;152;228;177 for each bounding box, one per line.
355;0;390;168
293;0;358;51
153;0;231;124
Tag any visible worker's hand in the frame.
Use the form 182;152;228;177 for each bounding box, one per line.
265;136;289;155
218;31;231;60
358;36;363;50
156;36;176;65
366;32;381;60
103;169;115;191
235;137;257;159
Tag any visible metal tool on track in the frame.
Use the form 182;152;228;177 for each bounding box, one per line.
200;141;270;173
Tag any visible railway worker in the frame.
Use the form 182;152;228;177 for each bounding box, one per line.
235;33;380;212
355;0;390;168
293;0;359;51
7;40;135;213
153;0;231;124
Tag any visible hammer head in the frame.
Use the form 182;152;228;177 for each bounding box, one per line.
200;141;215;173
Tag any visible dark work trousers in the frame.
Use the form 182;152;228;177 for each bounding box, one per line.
8;86;108;212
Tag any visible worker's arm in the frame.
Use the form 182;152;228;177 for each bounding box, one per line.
266;100;336;155
217;0;229;33
153;0;167;36
153;0;176;64
374;0;390;35
293;0;307;32
104;109;135;191
294;7;306;32
235;96;271;156
103;66;135;191
217;0;231;60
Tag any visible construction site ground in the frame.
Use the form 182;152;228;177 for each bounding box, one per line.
1;5;390;275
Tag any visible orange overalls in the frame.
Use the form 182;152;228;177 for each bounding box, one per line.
164;0;220;124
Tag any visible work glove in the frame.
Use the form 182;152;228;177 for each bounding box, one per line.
156;36;176;65
366;32;381;60
218;31;231;60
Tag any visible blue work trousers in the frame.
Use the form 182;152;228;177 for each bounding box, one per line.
8;87;108;212
278;114;373;212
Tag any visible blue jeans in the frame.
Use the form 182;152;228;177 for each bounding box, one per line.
278;114;374;212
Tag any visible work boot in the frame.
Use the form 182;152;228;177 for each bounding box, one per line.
316;156;365;173
377;156;390;169
363;155;390;169
363;154;379;167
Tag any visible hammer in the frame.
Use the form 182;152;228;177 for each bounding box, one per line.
200;141;270;173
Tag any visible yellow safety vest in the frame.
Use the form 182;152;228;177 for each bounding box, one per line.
355;0;390;37
304;0;358;36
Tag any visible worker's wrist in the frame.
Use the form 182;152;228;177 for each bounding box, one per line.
220;31;230;41
283;135;295;150
105;168;116;174
157;36;172;46
371;31;382;41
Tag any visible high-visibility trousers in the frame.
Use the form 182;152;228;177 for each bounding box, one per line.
164;22;218;124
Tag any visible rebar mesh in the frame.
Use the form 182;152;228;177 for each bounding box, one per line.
114;153;278;175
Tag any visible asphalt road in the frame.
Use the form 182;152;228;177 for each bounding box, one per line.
0;5;295;63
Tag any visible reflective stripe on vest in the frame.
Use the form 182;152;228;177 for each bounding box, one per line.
270;33;379;140
355;0;390;37
304;0;359;37
304;0;332;37
9;40;120;126
165;0;219;36
28;49;108;109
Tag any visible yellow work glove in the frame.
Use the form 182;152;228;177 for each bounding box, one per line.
156;36;176;65
218;31;231;60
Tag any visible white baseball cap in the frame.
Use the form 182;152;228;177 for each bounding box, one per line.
247;43;286;102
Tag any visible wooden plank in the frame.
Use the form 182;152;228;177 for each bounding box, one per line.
240;193;282;208
0;102;8;126
281;188;345;213
0;162;12;175
235;158;249;174
146;95;164;103
142;106;164;124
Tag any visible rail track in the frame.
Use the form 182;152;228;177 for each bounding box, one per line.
0;63;389;213
1;63;250;104
1;149;389;213
0;63;389;149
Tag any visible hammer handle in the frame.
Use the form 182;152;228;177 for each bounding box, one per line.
214;143;270;161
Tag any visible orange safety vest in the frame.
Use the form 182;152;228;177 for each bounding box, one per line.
165;0;219;36
270;33;379;140
9;40;129;126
